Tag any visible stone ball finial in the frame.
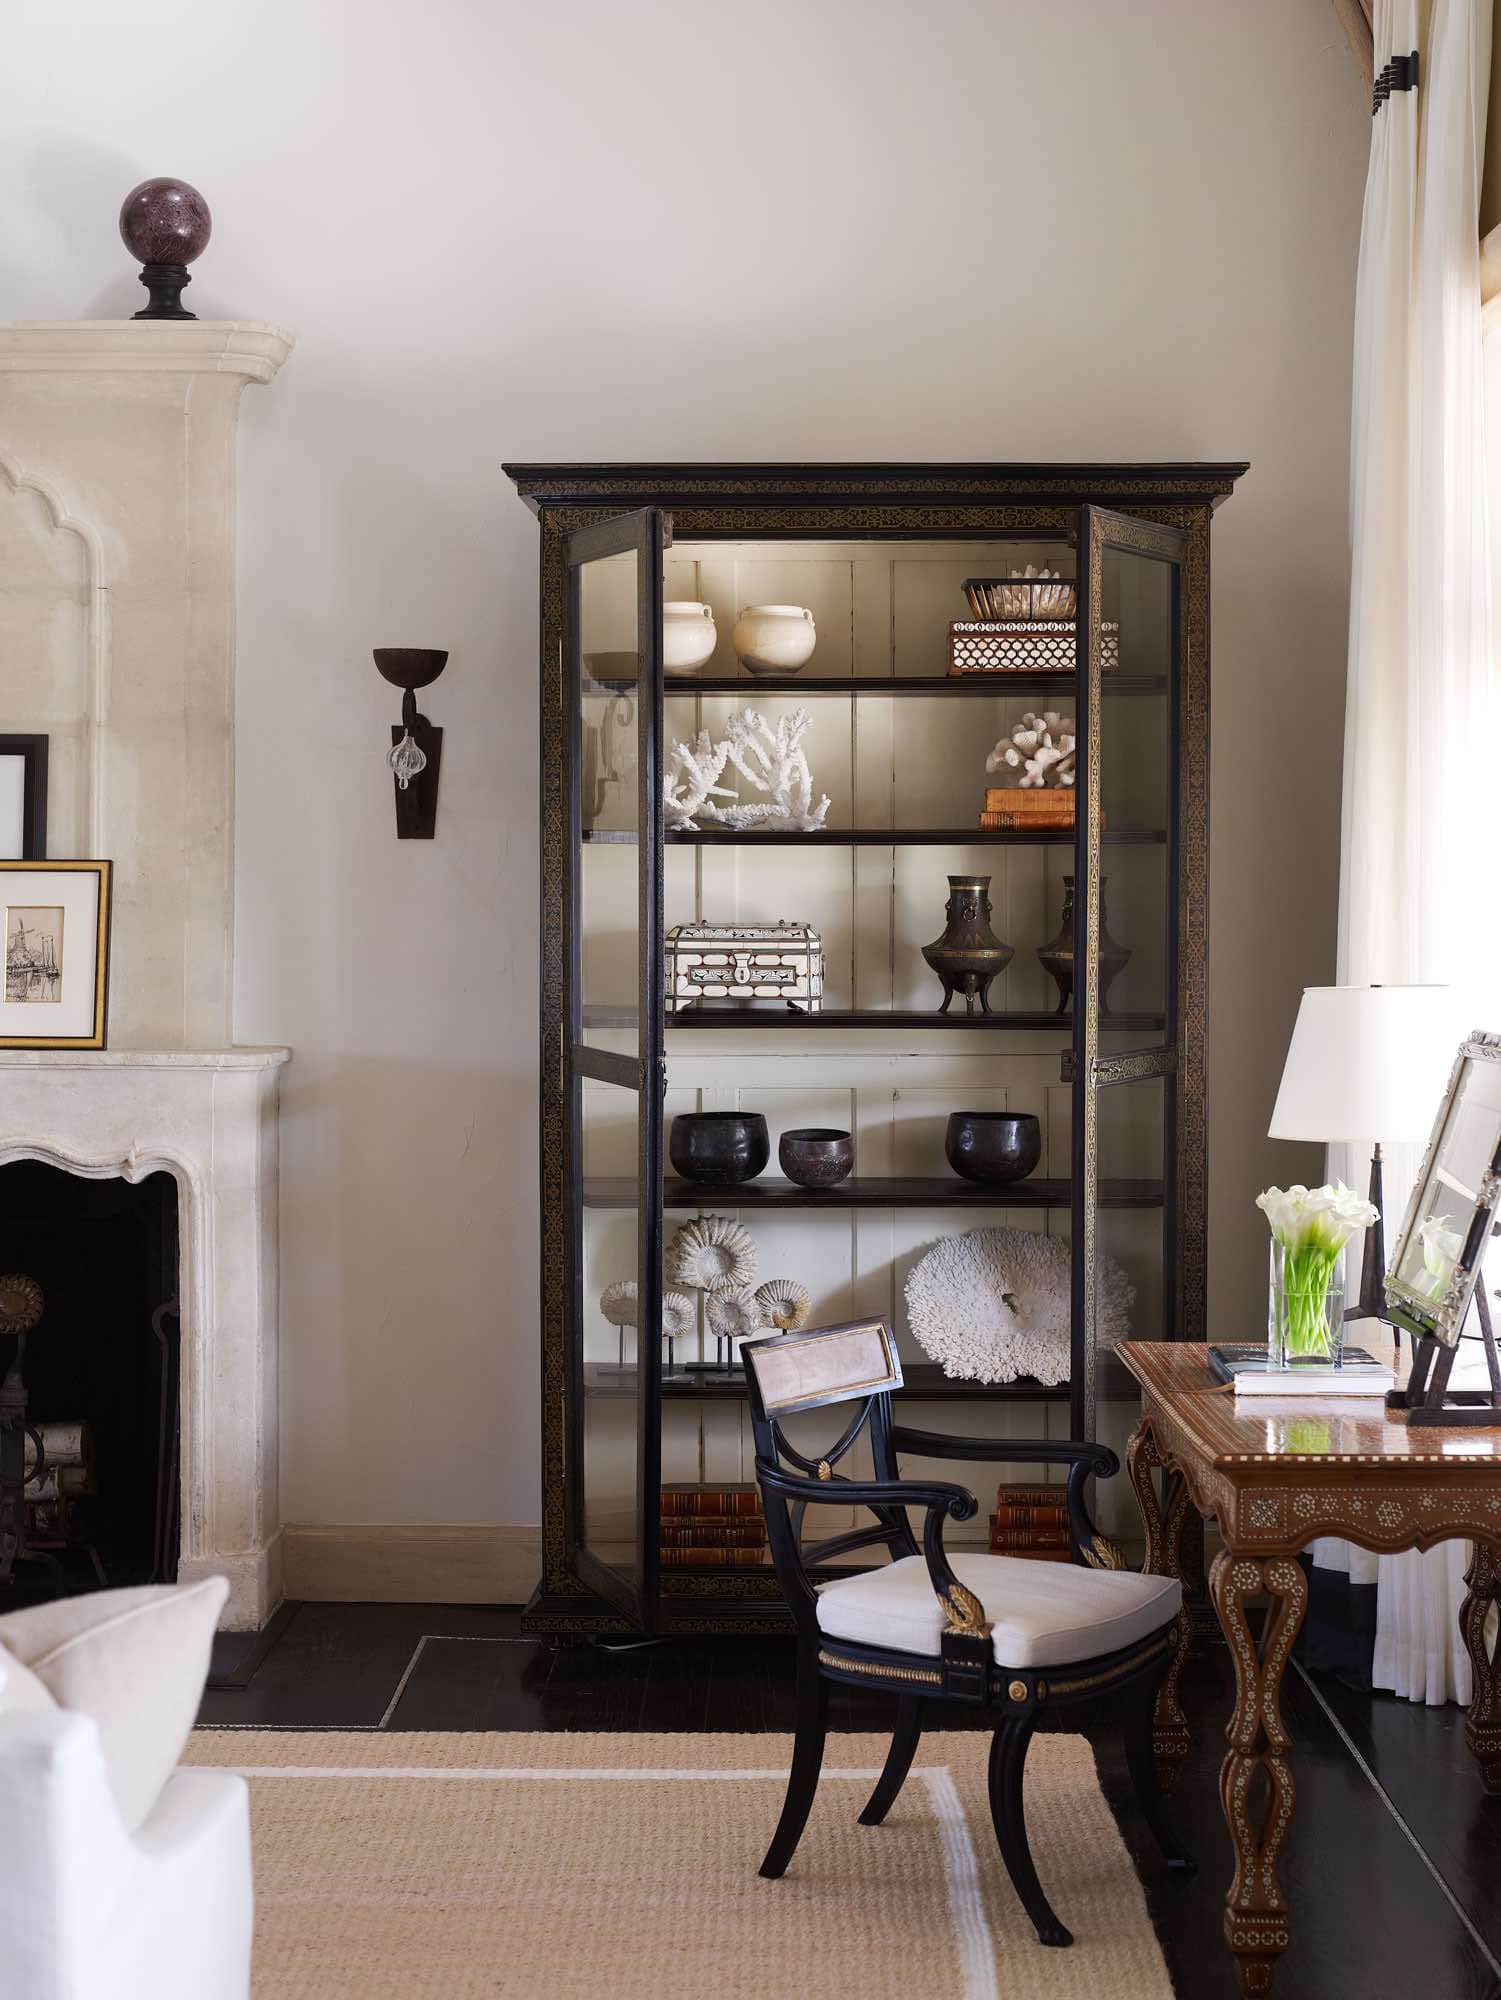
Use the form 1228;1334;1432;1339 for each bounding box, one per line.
119;178;212;320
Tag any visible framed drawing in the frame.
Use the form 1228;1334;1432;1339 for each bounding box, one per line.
0;860;111;1049
0;737;48;861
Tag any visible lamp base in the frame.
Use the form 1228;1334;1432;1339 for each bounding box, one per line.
1342;1144;1391;1344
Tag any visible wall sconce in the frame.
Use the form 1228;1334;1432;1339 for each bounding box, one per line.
374;648;447;839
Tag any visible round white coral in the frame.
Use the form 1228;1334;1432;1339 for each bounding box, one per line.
904;1227;1133;1384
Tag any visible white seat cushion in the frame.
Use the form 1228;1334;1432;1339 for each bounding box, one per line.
0;1576;227;1832
816;1552;1181;1668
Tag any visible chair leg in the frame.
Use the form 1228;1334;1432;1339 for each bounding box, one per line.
759;1653;830;1879
859;1695;925;1826
1124;1671;1196;1872
987;1719;1072;1948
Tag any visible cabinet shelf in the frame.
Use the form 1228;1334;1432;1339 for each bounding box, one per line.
653;1005;1163;1033
643;673;1170;697
583;1361;1139;1402
583;1174;1163;1210
583;827;1164;846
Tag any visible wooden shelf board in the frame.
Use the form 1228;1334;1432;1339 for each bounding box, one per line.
583;828;1164;847
652;673;1170;697
583;1174;1163;1210
582;1360;1141;1402
650;1006;1164;1033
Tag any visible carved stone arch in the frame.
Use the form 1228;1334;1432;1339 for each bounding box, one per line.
0;1138;209;1570
0;447;110;851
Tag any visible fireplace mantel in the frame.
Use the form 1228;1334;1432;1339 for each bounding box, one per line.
0;316;295;1628
0;1048;290;1628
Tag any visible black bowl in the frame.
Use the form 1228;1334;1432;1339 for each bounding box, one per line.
669;1112;770;1187
944;1111;1042;1185
779;1127;854;1188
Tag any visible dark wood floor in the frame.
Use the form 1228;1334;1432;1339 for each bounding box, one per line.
202;1604;1501;1999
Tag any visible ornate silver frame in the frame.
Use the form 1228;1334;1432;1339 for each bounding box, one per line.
1385;1029;1501;1349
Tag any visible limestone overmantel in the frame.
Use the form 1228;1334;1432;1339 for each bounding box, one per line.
0;318;295;1050
0;320;295;379
0;320;296;1628
0;1047;291;1630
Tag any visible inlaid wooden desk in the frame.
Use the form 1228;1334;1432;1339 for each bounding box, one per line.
1117;1340;1501;1997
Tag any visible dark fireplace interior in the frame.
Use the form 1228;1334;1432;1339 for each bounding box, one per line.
0;1161;180;1605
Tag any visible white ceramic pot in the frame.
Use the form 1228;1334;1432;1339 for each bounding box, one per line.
732;604;817;676
663;600;717;678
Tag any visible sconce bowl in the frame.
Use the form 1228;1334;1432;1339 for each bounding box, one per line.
374;648;448;692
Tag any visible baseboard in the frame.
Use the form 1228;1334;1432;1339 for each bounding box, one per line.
180;1532;284;1632
282;1524;541;1605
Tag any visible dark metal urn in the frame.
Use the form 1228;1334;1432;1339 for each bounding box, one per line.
921;875;1014;1015
1037;875;1131;1016
669;1112;769;1187
778;1127;854;1188
119;177;212;320
945;1111;1042;1185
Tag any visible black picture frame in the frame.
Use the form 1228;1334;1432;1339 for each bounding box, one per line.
0;736;48;860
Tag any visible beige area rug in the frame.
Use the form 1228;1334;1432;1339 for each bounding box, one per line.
185;1729;1173;2000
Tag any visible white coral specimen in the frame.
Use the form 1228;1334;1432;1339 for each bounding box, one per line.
904;1227;1133;1385
664;708;832;831
985;711;1076;789
753;1277;812;1331
598;1280;696;1339
667;1215;758;1294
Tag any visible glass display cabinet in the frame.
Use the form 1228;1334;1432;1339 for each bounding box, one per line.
506;462;1245;1638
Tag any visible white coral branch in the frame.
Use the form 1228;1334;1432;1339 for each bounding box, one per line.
664;708;831;831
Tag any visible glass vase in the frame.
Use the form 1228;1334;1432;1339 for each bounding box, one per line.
1268;1240;1345;1368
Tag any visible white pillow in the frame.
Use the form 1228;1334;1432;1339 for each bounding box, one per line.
0;1576;227;1832
0;1643;55;1714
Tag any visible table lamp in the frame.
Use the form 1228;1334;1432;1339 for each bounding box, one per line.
1268;985;1462;1324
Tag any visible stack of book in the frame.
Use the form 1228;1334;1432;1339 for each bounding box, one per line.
660;1482;769;1568
979;787;1078;832
989;1484;1074;1563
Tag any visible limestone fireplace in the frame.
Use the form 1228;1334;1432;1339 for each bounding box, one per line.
0;321;295;1628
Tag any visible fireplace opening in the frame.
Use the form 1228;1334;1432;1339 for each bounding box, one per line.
0;1161;180;1605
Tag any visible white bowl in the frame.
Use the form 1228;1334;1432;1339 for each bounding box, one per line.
663;601;717;678
732;604;816;675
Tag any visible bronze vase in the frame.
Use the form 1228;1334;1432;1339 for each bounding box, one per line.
1037;875;1131;1015
922;875;1014;1015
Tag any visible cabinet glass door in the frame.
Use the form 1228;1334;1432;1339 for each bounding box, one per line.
1071;506;1187;1441
567;509;665;1624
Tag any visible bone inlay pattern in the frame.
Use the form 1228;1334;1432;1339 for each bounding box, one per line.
1117;1341;1501;1998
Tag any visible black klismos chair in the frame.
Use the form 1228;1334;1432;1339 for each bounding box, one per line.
743;1317;1191;1948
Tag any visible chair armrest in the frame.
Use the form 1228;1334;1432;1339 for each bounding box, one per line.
755;1460;978;1521
0;1712;136;1995
755;1460;990;1694
889;1428;1121;1565
889;1427;1119;1477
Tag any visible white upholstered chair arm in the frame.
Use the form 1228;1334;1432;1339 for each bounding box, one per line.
0;1710;253;2000
0;1712;137;1994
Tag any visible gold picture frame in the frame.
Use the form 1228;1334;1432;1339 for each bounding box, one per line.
0;859;112;1049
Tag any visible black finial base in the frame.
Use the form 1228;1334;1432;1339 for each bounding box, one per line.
133;263;196;320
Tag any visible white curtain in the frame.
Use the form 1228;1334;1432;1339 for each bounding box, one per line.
1334;0;1497;1705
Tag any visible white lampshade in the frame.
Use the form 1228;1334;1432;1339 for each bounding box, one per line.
1268;985;1464;1144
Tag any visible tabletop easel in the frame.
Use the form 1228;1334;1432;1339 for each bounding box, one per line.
1387;1227;1501;1429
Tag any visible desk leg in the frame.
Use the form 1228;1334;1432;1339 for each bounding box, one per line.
1461;1541;1501;1795
1126;1420;1192;1789
1212;1550;1307;1997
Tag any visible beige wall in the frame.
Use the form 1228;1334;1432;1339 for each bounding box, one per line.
0;0;1368;1555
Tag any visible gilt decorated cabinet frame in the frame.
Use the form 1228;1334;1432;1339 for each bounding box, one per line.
508;462;1241;1638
